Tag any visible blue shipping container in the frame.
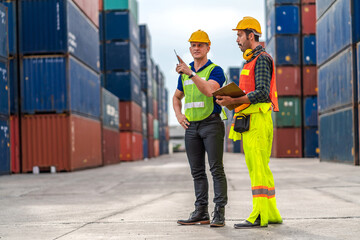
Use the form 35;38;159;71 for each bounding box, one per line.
9;58;18;114
303;35;316;65
316;0;336;20
103;11;139;48
266;35;300;65
104;71;142;106
0;115;10;175
102;88;119;130
228;67;240;85
304;127;319;158
19;0;100;72
140;68;152;93
233;140;241;153
0;3;7;59
266;5;300;42
21;56;101;118
140;48;151;70
316;0;352;66
143;138;148;159
0;59;9;116
319;107;355;163
303;96;318;127
0;1;15;55
103;41;140;77
358;42;360;102
318;47;353;113
139;24;151;49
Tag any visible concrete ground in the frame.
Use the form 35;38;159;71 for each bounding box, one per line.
1;152;360;240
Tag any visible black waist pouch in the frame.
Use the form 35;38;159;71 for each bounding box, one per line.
233;114;250;133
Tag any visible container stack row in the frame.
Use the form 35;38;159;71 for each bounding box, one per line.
265;0;318;158
0;2;10;176
317;0;360;164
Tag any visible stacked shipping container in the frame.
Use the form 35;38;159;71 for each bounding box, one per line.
0;2;9;175
266;0;318;158
317;0;360;164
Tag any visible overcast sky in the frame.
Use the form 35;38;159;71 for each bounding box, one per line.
137;0;266;125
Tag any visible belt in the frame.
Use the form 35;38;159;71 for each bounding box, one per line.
204;113;220;121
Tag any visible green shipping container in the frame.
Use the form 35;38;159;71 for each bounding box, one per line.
153;119;159;139
272;97;301;127
104;0;138;23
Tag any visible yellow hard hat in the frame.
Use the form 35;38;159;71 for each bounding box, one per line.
233;16;262;37
188;30;211;45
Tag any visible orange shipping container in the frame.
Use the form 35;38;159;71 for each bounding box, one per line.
72;0;99;27
21;114;102;172
119;101;142;132
119;131;143;161
302;66;318;96
148;136;154;158
102;127;120;165
154;139;160;157
10;115;20;174
99;0;103;11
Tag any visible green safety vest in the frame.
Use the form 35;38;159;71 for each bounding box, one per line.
182;63;225;121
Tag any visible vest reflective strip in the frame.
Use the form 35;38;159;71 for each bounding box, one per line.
184;79;194;86
252;186;275;199
184;102;205;110
241;69;250;76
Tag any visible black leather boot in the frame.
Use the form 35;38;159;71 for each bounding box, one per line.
177;205;210;225
210;206;225;227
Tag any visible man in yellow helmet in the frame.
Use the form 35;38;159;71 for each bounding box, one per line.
173;30;228;227
216;17;282;228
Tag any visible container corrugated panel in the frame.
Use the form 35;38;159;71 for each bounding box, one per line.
304;127;319;158
319;107;354;163
316;0;352;66
353;0;360;43
119;101;142;132
140;48;152;70
9;58;18;114
21;114;102;172
303;96;318;127
0;3;7;59
10;115;20;173
303;35;316;65
147;113;154;137
0;59;9;116
272;127;302;158
266;5;300;42
19;0;100;72
153;119;159;139
104;0;138;23
119;131;143;161
140;68;152;93
102;88;119;130
0;0;15;56
302;66;317;96
318;47;353;113
316;0;336;19
228;67;240;85
0;115;10;175
72;0;99;27
103;11;139;48
266;35;300;65
276;66;301;96
21;56;101;118
143;138;148;159
301;4;316;34
102;126;120;165
139;24;151;49
105;71;141;106
103;41;140;77
272;97;301;127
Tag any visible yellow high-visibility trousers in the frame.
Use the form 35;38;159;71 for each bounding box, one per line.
229;104;282;227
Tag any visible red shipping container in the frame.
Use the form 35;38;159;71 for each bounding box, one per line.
302;4;316;34
148;136;154;158
72;0;99;27
301;0;316;4
276;66;301;96
99;0;103;11
303;66;318;96
154;139;160;157
10;115;20;174
102;127;120;165
21;114;102;172
153;99;158;119
272;128;302;158
165;126;169;141
147;113;154;137
120;131;143;161
119;101;142;132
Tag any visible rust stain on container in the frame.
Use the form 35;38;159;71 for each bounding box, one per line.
272;128;302;158
21;114;102;172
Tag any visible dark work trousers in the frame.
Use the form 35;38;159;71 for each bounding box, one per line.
184;114;228;207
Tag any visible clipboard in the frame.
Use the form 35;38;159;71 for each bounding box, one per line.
212;82;246;111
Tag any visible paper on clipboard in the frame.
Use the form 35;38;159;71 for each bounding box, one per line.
212;82;246;111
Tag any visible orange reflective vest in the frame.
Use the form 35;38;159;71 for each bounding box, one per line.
235;51;279;112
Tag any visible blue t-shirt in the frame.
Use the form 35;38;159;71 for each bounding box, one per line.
177;60;226;114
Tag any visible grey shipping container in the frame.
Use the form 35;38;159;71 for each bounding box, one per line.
102;88;119;130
